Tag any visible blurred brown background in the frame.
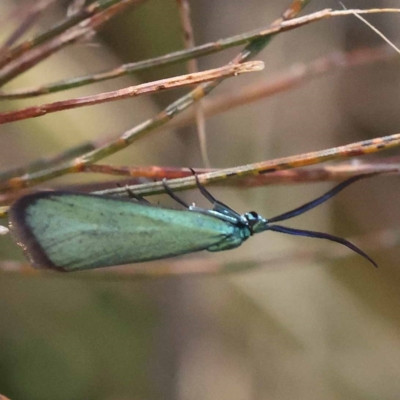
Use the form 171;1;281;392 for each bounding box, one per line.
1;1;400;399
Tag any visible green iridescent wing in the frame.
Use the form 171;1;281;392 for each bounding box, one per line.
9;192;236;272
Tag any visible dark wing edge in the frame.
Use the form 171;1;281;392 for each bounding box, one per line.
8;191;73;272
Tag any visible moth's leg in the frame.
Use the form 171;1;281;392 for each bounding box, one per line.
207;235;244;252
117;183;150;204
162;178;190;208
190;168;241;218
190;168;218;204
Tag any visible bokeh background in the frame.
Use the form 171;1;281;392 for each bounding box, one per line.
1;0;400;399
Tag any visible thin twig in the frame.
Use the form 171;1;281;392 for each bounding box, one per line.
0;159;397;208
0;0;144;86
0;0;146;68
176;0;210;167
2;7;396;98
1;45;393;186
1;132;398;206
0;143;96;182
0;0;310;191
0;61;264;124
0;0;57;54
81;159;400;185
92;134;400;197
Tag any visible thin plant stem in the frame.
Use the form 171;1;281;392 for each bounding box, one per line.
81;160;399;184
1;45;393;184
0;0;312;191
0;143;96;182
0;61;264;124
2;7;397;98
92;133;400;197
0;0;144;86
0;0;57;54
0;0;146;68
176;0;210;167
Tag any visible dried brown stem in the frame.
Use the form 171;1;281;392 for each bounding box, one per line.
0;61;264;124
0;0;143;86
83;160;400;185
0;0;57;54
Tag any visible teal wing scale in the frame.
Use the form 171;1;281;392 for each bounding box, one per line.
9;192;237;271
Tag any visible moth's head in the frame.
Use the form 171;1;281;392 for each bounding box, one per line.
243;211;268;235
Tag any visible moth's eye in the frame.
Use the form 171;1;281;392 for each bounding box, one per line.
249;211;258;219
245;211;259;224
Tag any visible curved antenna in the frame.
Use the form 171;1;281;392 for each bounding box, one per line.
268;224;378;268
268;174;376;223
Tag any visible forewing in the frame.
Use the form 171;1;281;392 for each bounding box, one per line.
9;192;234;271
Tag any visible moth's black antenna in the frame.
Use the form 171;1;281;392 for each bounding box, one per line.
268;224;378;268
268;174;376;223
264;173;382;267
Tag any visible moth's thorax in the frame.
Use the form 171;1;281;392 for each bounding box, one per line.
237;224;252;241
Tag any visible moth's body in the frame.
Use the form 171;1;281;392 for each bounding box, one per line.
8;174;378;272
9;192;254;271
